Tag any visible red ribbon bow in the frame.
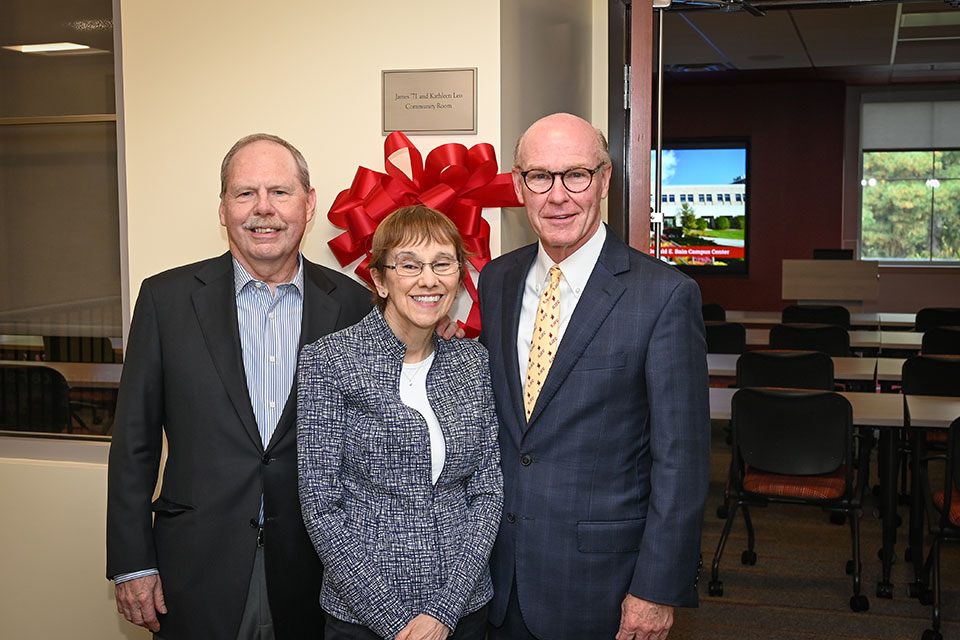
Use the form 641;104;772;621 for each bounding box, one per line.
327;131;521;337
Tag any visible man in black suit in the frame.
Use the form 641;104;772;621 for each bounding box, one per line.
480;114;710;640
106;133;371;639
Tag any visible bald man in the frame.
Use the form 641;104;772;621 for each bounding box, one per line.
479;113;710;640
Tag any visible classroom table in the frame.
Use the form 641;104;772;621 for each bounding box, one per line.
0;360;122;388
901;394;960;597
708;388;957;598
744;329;923;353
724;311;917;329
707;354;878;381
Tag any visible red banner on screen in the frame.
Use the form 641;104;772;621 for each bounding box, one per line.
653;246;745;259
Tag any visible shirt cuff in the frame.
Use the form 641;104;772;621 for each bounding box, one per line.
113;568;159;584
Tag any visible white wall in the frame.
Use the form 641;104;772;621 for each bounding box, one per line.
498;0;608;253
120;1;504;310
1;2;610;637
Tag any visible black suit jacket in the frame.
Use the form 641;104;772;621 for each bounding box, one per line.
479;230;711;638
106;252;370;640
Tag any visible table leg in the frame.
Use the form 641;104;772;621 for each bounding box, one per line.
877;428;896;599
908;429;925;596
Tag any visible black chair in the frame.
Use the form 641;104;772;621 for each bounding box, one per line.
919;417;960;640
708;388;869;612
921;326;960;356
736;350;834;390
702;303;727;322
0;365;74;433
915;308;960;333
769;323;851;357
902;355;960;398
781;304;851;329
705;321;746;354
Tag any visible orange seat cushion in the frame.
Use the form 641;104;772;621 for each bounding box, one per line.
933;488;960;527
743;464;846;500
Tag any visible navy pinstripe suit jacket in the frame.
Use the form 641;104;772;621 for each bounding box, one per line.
479;229;711;639
297;308;503;639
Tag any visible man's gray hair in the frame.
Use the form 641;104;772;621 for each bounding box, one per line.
219;133;311;198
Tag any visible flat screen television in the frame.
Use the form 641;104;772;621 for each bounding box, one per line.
650;140;749;275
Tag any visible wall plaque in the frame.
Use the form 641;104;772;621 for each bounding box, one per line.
382;68;477;135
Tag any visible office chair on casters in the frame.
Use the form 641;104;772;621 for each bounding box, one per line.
782;304;851;329
769;323;851;357
915;308;960;333
0;365;73;433
921;326;960;356
708;388;869;612
715;350;836;520
705;321;746;355
702;303;726;322
736;350;834;391
919;417;960;640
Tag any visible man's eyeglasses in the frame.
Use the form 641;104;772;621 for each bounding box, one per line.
382;259;461;277
519;163;606;194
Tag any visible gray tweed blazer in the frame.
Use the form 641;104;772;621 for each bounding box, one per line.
297;307;503;638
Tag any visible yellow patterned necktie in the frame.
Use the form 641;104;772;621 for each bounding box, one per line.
524;265;562;420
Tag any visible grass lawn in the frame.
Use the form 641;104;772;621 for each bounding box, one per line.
691;229;744;240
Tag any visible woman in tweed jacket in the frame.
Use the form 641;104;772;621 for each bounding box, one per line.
297;205;503;640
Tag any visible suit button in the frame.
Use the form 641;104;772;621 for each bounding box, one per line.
520;454;532;466
506;513;516;523
262;455;272;465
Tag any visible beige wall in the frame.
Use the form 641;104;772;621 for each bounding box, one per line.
120;0;505;314
499;0;608;254
1;2;609;638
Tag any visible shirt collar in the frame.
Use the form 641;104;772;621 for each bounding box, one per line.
232;254;305;297
534;223;607;291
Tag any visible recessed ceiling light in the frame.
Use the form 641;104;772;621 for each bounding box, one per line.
2;42;90;53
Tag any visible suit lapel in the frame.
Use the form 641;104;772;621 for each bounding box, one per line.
526;233;629;428
502;246;537;432
191;252;262;450
269;259;344;450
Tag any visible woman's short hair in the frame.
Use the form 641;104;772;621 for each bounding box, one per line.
368;205;468;311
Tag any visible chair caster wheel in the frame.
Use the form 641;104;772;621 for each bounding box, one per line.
907;582;919;598
830;512;846;525
849;595;869;612
921;630;942;640
878;548;897;564
741;550;757;566
845;560;855;575
918;587;933;606
717;504;729;519
708;580;723;597
876;582;894;599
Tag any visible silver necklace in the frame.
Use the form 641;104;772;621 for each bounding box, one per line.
401;358;430;386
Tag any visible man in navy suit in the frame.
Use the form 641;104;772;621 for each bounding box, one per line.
480;113;710;640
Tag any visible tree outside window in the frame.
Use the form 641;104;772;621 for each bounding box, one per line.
861;150;960;261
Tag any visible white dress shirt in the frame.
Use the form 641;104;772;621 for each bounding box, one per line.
517;224;607;386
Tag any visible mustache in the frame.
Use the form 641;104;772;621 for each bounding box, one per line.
242;217;289;231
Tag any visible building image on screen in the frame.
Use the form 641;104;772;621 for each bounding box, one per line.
651;141;749;274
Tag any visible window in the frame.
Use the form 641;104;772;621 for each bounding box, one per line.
736;193;742;202
724;193;731;202
680;194;686;203
698;193;705;203
861;150;960;261
858;98;960;262
0;0;121;437
661;194;667;202
706;194;713;202
669;194;675;203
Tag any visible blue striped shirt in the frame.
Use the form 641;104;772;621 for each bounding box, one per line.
234;256;304;449
113;255;304;584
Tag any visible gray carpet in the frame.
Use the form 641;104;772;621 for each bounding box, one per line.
669;422;960;640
